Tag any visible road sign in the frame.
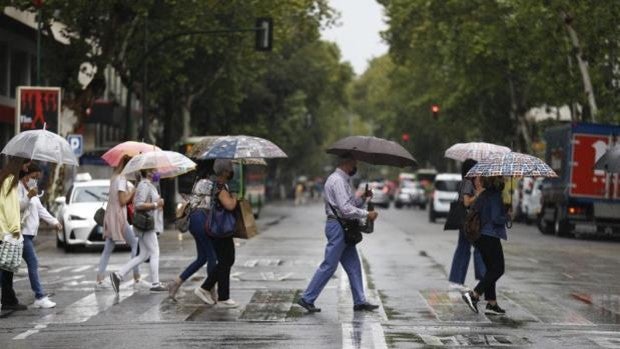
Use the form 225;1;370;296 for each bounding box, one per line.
67;134;83;157
16;86;61;133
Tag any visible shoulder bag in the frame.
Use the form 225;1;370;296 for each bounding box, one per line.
0;233;24;272
133;182;155;231
94;204;105;226
464;191;487;243
206;184;236;238
175;178;199;233
328;203;363;245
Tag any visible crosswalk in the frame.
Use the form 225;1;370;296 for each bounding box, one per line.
4;263;620;348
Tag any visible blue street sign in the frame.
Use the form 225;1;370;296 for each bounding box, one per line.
67;134;83;157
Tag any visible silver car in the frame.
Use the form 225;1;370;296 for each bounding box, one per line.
357;181;390;209
394;180;427;209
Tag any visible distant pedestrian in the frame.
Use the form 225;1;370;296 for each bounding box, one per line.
95;156;141;289
294;182;304;206
110;168;166;293
462;176;507;315
297;154;379;313
448;159;486;291
0;156;29;311
193;159;238;307
18;163;60;308
168;162;217;301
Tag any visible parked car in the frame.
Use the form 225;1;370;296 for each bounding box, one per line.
55;178;111;252
394;180;427;209
429;173;461;223
357;181;390;209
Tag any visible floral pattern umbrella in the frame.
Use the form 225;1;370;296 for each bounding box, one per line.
444;142;511;161
198;135;287;159
466;152;557;178
120;150;196;178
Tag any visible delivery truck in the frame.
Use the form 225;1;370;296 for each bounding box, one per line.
539;122;620;237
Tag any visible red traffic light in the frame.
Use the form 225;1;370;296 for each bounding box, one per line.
402;133;410;142
431;104;440;118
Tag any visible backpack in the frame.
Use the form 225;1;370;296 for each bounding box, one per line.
464;190;487;242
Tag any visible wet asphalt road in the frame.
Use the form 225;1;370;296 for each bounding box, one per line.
1;200;620;348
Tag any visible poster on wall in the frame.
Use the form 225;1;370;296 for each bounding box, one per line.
15;86;61;133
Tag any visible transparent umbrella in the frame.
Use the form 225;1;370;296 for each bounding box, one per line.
121;150;196;178
1;128;78;165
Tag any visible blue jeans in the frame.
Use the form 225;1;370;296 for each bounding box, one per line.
179;210;217;281
22;235;45;299
448;230;486;284
302;219;366;306
97;223;139;279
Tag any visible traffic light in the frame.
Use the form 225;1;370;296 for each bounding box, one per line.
431;104;440;119
255;17;273;51
402;133;410;142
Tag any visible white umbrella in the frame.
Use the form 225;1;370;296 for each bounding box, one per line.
120;150;196;178
1;129;78;166
445;142;511;162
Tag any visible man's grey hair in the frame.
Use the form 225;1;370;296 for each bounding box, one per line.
213;159;233;175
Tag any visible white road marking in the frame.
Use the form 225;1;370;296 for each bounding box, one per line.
528;258;539;264
72;265;92;272
47;266;73;274
562;272;575;279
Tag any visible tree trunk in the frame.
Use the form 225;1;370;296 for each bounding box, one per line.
508;76;532;152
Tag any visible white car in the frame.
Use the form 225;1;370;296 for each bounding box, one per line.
394;180;427;209
520;177;544;224
429;173;461;223
55;179;110;252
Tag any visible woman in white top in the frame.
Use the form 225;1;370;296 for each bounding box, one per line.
18;163;61;309
110;168;166;293
95;156;140;289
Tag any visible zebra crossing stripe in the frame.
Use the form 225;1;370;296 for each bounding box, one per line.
13;286;136;340
47;266;73;274
71;265;92;273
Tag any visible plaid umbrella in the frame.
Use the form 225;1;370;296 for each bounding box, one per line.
444;142;511;161
594;144;620;173
198;135;287;159
466;152;557;178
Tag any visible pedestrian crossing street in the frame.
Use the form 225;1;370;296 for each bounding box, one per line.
4;263;620;348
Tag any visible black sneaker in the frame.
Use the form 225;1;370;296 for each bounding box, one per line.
353;302;380;311
485;303;506;315
462;291;479;313
149;285;167;292
110;272;121;294
297;298;321;313
1;303;27;311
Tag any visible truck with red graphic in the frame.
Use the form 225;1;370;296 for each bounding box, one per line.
539;123;620;237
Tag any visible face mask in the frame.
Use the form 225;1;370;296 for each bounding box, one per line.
152;172;161;183
227;171;234;180
348;166;358;177
27;178;38;189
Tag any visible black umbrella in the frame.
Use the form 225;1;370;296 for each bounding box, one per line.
594;144;620;173
326;136;418;168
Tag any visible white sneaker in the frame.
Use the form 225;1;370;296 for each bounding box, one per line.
194;287;215;305
94;280;111;291
33;297;56;309
210;285;218;303
449;283;469;292
133;279;153;290
218;299;238;308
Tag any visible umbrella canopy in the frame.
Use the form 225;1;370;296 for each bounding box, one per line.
120;150;196;178
444;142;511;161
102;141;161;166
466;152;557;178
325;136;418;168
187;136;223;158
199;135;288;159
594;144;620;173
1;129;78;166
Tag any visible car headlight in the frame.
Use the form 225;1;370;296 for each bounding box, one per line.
69;214;87;221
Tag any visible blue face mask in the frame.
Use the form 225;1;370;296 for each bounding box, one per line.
152;172;161;183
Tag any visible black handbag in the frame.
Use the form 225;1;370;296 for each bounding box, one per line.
328;203;363;245
133;211;154;231
443;201;467;231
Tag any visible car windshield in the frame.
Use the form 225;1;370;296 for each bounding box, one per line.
72;186;109;203
435;180;460;192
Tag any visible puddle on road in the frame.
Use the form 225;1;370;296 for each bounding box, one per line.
572;292;620;324
239;289;297;322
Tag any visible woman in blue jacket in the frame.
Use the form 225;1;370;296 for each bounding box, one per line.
462;176;507;315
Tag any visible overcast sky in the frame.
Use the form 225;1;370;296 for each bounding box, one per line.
321;0;388;76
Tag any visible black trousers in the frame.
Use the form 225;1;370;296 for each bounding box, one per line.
1;270;19;306
473;235;504;301
201;236;235;301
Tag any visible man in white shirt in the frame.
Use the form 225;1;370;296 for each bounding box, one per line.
18;163;61;309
